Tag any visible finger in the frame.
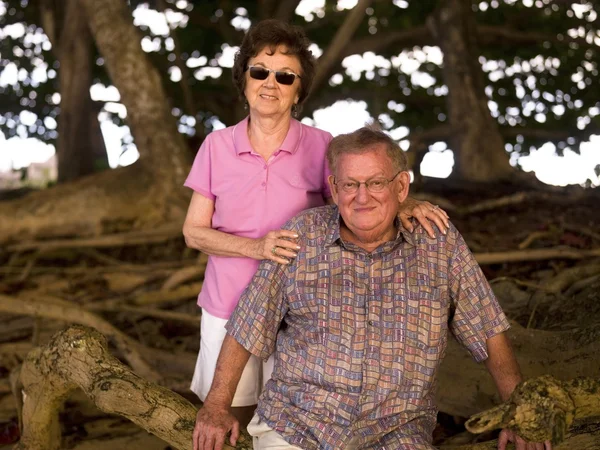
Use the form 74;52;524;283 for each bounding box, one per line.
277;229;299;239
202;432;215;450
414;210;436;238
497;430;508;450
544;440;552;450
428;213;448;235
230;421;240;446
268;248;293;265
213;432;226;450
398;214;414;232
515;435;527;450
276;238;301;252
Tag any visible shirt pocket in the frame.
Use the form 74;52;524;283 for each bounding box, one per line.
410;286;446;348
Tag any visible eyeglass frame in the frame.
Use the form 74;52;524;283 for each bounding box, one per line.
246;65;302;85
333;170;404;194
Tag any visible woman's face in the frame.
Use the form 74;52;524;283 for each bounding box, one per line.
244;45;302;119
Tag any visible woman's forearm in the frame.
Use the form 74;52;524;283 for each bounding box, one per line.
183;224;259;259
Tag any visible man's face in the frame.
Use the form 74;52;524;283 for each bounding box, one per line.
329;144;410;242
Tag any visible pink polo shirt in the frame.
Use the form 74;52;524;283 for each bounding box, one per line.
184;117;333;319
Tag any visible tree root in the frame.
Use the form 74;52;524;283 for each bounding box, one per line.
437;321;600;418
13;325;249;450
473;247;600;265
12;327;599;450
0;294;162;382
465;375;600;446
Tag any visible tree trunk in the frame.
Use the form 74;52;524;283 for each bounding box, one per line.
0;0;192;245
52;0;109;183
79;0;191;190
40;0;110;183
432;0;514;182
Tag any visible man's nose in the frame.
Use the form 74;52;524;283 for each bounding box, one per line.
355;183;370;202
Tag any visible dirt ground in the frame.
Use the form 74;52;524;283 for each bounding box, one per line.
1;180;599;449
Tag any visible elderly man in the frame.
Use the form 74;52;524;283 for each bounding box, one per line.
193;127;550;450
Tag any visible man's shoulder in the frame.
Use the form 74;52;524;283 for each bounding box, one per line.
284;205;336;231
409;220;463;250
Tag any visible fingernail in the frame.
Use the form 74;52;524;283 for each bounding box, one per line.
293;234;299;238
296;245;301;249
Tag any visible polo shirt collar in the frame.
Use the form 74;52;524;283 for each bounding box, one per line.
233;116;302;156
323;206;415;249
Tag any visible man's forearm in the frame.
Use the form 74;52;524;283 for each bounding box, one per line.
483;332;522;401
204;334;252;407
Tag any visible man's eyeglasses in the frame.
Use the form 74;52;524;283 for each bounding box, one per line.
246;65;301;86
334;171;402;194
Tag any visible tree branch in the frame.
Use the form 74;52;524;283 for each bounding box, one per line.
311;0;374;95
478;24;600;49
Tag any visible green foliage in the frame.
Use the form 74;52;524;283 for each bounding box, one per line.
0;0;598;166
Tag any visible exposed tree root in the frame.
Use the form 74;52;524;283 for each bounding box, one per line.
474;247;600;265
0;294;161;382
12;326;599;450
13;325;247;450
437;321;600;418
465;375;600;445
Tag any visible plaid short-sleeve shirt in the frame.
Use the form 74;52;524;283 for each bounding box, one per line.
226;205;509;450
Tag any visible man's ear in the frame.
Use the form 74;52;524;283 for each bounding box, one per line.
396;171;411;204
328;175;339;205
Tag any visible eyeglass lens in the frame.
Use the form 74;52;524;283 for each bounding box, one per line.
248;66;297;85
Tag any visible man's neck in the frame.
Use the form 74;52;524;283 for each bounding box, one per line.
339;222;398;253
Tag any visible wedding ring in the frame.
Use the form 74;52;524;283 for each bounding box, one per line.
271;246;277;255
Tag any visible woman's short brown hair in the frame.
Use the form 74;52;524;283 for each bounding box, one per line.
232;19;316;108
327;125;409;176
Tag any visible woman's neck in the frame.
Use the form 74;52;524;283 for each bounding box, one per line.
247;112;292;160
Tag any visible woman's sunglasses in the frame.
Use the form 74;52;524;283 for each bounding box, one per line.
246;65;301;86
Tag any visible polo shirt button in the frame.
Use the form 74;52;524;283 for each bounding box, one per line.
368;320;374;326
263;165;267;169
261;182;266;186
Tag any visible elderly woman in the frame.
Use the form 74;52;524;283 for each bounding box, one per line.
182;19;448;427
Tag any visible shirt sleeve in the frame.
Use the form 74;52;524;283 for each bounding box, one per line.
183;136;215;200
322;133;333;199
225;256;291;361
447;226;510;362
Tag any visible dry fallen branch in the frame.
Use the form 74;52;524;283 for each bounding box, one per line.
473;247;600;265
7;223;182;253
545;264;600;294
14;325;250;450
465;375;599;446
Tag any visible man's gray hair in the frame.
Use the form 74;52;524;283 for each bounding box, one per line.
326;124;408;176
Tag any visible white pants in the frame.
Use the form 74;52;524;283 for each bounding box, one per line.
190;310;274;407
247;415;303;450
247;415;360;450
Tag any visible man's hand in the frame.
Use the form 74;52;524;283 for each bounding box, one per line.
193;403;240;450
498;429;552;450
397;197;449;238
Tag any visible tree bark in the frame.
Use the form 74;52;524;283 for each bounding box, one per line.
42;0;109;183
432;0;514;182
